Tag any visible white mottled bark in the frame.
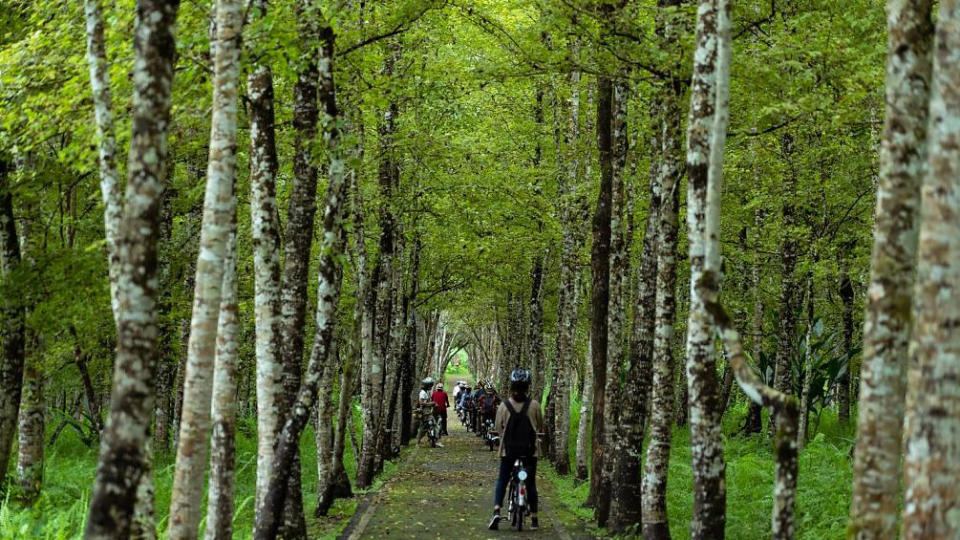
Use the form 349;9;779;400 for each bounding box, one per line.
684;0;727;536
696;6;797;538
596;75;628;526
85;1;180;537
900;3;960;537
575;348;593;481
246;0;284;518
554;56;581;477
84;0;123;322
16;353;43;504
84;2;156;531
168;0;242;535
315;339;337;513
851;1;933;538
204;202;239;540
641;102;682;540
254;23;348;538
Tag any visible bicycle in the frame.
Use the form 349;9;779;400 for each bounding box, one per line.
484;418;500;451
425;413;440;447
505;458;531;531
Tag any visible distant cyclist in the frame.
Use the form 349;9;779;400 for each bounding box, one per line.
432;382;450;436
488;368;543;531
417;377;443;448
472;382;487;434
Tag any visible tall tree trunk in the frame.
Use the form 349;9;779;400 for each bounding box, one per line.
331;349;355;498
609;103;662;532
575;345;593;481
596;76;629;526
172;302;191;449
684;0;727;535
356;223;381;490
797;268;815;449
358;40;401;488
379;260;404;464
587;71;613;511
17;350;43;504
204;206;239;540
253;23;348;539
246;0;285;526
84;1;180;536
169;0;242;531
701;273;799;540
399;235;421;445
273;3;327;535
553;53;582;476
0;165;24;503
837;258;854;424
900;4;960;537
743;210;766;435
314;339;337;517
528;256;546;402
84;0;123;322
84;11;158;527
641;74;683;540
699;5;799;536
850;3;932;536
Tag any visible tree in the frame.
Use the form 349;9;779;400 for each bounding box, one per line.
83;0;122;322
597;74;629;527
609;104;661;531
899;2;960;537
850;1;933;537
553;49;584;476
588;68;613;515
0;161;25;503
204;205;239;540
84;1;180;537
699;4;800;538
254;18;349;539
641;3;684;538
245;0;284;527
167;0;243;535
683;0;726;536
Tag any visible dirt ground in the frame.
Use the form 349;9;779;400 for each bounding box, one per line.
340;399;597;540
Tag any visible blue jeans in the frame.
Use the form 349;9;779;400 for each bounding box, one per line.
494;457;538;513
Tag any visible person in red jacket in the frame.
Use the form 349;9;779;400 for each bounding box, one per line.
431;383;451;436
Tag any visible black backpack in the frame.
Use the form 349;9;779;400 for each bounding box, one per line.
502;400;537;457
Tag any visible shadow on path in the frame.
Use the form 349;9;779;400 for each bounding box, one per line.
339;412;598;539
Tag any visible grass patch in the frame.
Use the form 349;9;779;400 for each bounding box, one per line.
552;398;853;539
0;397;380;540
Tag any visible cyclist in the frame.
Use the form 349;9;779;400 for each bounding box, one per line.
452;381;463;406
472;382;487;434
417;377;443;448
480;386;499;428
488;368;543;531
432;382;450;436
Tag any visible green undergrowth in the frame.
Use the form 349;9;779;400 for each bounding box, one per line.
0;397;404;540
546;399;854;539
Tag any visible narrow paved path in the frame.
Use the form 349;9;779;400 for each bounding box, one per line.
343;412;587;539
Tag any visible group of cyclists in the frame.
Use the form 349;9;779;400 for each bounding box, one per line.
454;379;502;440
414;369;544;531
416;376;450;447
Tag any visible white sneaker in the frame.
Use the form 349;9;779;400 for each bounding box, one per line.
436;441;444;447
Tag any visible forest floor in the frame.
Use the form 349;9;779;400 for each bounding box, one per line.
338;414;597;540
